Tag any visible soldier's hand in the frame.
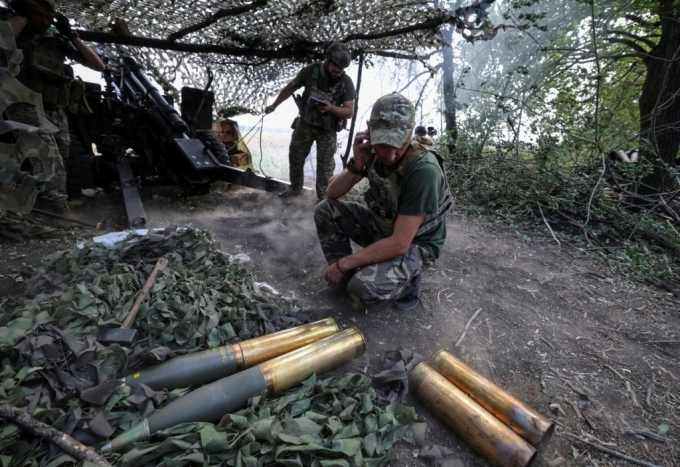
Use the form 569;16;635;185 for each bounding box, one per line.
317;101;331;113
55;13;75;38
353;127;371;169
323;263;345;286
8;0;29;17
265;104;276;114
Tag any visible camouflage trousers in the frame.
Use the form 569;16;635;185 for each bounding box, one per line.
5;103;69;195
288;120;337;199
314;198;432;306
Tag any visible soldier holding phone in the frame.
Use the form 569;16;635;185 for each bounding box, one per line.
265;42;356;200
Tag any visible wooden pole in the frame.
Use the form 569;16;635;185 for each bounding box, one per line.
121;257;168;329
0;405;113;467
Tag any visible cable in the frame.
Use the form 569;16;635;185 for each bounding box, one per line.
225;114;265;153
259;114;270;179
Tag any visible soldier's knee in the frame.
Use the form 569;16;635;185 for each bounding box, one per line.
347;275;385;306
315;198;344;225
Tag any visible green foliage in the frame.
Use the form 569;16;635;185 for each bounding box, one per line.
0;228;427;467
447;145;680;280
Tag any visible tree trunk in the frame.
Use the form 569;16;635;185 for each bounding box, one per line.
441;27;458;156
638;0;680;194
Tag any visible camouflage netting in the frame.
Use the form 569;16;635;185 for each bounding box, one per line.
48;0;505;112
0;227;427;466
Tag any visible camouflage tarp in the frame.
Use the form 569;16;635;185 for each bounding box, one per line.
0;21;60;213
45;0;508;113
0;227;428;466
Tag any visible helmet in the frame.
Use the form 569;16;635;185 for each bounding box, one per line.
326;42;351;69
27;0;57;15
414;125;427;136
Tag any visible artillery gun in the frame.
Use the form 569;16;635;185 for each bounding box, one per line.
64;55;289;227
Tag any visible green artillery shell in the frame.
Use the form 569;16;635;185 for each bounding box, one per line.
123;318;339;390
102;327;365;452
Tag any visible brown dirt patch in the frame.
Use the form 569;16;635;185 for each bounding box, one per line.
2;187;679;466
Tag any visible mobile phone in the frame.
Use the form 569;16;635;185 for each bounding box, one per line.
309;96;327;106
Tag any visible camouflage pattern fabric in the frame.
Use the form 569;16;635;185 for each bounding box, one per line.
327;41;351;68
288;119;337;199
5;103;68;195
0;21;59;213
369;93;416;148
27;0;57;15
0;227;428;466
315;198;431;306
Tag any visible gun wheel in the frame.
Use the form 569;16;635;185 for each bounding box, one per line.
197;130;232;166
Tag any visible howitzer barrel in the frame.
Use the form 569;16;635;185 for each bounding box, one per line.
122;67;188;137
430;351;554;452
410;363;537;467
102;327;365;452
123;318;339;390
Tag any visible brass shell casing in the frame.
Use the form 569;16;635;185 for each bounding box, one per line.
234;317;339;370
259;327;365;394
430;350;554;452
410;363;536;467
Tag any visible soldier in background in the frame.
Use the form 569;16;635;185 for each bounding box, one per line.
414;125;435;146
265;42;356;200
3;0;105;205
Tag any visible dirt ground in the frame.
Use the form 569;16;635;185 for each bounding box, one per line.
2;185;679;467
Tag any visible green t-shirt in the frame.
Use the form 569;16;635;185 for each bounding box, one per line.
290;63;357;103
373;152;448;260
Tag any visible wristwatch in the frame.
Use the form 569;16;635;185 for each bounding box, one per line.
346;157;368;177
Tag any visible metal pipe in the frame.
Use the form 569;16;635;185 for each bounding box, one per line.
410;363;536;467
102;327;365;452
123;318;339;390
430;351;554;452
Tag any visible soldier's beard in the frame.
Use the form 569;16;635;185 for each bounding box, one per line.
325;63;342;84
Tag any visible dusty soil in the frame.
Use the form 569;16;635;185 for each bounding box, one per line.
2;186;679;467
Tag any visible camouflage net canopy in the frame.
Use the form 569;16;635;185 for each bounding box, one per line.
0;228;428;466
54;0;504;113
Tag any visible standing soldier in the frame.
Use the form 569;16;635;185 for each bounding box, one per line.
4;0;105;206
265;42;356;200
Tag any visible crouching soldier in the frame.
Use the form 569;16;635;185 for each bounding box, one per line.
314;93;453;310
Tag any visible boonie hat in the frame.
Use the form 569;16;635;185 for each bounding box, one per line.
27;0;57;16
369;93;416;148
326;42;351;68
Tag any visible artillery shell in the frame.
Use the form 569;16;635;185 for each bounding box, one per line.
123;318;339;390
430;350;554;452
410;363;536;467
102;327;365;452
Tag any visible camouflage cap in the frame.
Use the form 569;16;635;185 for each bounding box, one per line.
369;93;416;148
27;0;57;15
326;42;351;68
